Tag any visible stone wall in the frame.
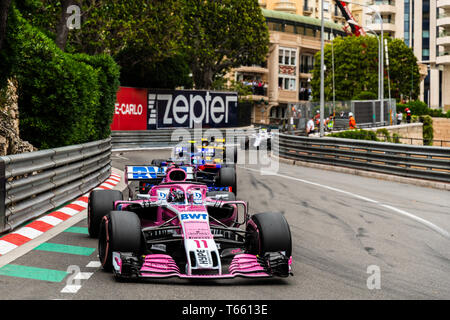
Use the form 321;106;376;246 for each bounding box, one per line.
366;123;424;146
432;117;450;147
0;79;36;156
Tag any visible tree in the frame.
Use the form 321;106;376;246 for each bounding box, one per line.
182;0;269;89
19;1;184;59
118;50;193;89
311;36;420;102
0;0;12;51
54;0;77;50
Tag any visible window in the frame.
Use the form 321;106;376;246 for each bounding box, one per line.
268;22;282;31
301;54;314;73
285;24;295;34
279;76;296;91
279;48;297;66
305;26;315;37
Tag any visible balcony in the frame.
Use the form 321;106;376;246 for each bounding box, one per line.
235;65;269;74
299;64;314;75
366;22;396;34
437;34;450;46
368;4;397;14
437;0;450;9
274;1;297;13
437;13;450;27
332;12;346;21
436;51;450;65
303;6;314;15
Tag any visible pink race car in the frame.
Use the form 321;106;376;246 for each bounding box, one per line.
87;165;292;281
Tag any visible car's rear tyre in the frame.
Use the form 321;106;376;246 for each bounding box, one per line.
98;211;142;272
88;190;122;238
218;167;237;195
246;212;292;257
223;146;238;165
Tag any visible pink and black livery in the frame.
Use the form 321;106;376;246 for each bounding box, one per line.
87;165;292;281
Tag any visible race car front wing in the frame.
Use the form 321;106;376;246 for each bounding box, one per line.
111;252;292;280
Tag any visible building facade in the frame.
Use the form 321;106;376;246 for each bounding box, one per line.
258;0;364;26
364;0;450;110
231;7;346;125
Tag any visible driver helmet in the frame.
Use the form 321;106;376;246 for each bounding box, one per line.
168;188;185;203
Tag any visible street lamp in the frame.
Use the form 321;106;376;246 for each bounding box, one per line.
320;0;325;137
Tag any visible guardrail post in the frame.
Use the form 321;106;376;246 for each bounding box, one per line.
0;157;5;233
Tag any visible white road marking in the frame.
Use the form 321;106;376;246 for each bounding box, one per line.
240;166;450;239
74;272;93;280
61;285;82;293
86;261;101;268
112;154;129;160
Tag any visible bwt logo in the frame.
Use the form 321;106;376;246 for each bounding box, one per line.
180;213;208;220
151;92;238;128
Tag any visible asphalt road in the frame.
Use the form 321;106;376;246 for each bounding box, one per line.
0;149;449;300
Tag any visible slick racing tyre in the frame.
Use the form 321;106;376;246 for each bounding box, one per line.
88;190;122;238
223;146;238;166
98;211;142;272
218;166;237;196
246;212;292;257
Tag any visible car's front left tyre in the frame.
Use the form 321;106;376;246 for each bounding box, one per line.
98;211;142;272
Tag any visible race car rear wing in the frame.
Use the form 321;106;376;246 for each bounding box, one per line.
125;166;195;185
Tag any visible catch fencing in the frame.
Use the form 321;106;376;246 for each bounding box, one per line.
290;99;397;132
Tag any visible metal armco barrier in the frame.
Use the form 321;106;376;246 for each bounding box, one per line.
276;133;450;183
0;138;112;233
111;127;256;150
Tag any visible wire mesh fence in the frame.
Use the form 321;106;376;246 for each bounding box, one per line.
289;99;397;132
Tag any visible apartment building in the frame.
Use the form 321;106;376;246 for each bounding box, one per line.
364;0;450;110
231;6;346;125
259;0;365;25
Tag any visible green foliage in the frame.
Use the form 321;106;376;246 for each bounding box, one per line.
397;100;428;115
392;133;401;144
182;0;269;89
4;8;119;149
328;129;379;141
376;128;392;142
353;91;378;101
398;100;450;118
312;36;420;101
212;78;253;101
72;53;121;140
118;51;193;89
21;0;186;89
419;115;434;146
